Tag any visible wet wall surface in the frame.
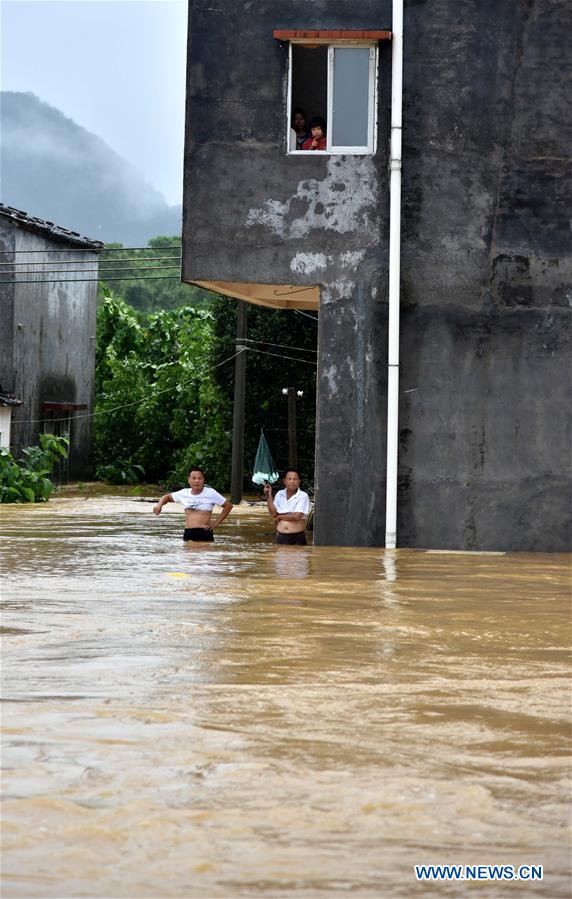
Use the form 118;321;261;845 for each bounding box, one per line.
1;494;570;897
183;0;572;551
0;223;97;480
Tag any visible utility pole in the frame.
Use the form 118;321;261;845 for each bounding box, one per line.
282;387;303;470
231;301;247;503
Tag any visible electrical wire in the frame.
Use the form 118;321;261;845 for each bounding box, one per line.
273;285;316;296
11;347;248;427
0;246;182;254
2;265;180;276
11;342;317;428
294;308;319;320
0;256;182;267
0;276;321;299
0;265;178;284
98;264;179;272
0;276;183;285
243;338;317;353
243;346;317;366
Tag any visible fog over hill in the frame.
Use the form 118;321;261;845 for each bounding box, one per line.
0;92;181;244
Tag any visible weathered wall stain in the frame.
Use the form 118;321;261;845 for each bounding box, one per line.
246;157;380;240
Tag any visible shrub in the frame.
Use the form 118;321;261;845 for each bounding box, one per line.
0;434;69;503
96;460;145;485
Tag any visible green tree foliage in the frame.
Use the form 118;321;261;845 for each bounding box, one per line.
98;237;214;313
94;293;231;488
0;434;69;503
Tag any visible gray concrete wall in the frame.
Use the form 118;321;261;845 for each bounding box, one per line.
1;226;98;480
397;0;572;551
183;0;572;551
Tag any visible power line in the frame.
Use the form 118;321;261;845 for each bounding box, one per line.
3;265;181;276
0;256;181;267
11;347;248;427
244;346;317;366
0;246;182;254
0;275;183;285
0;276;321;301
244;338;317;353
12;343;317;428
273;285;316;296
100;262;180;269
99;265;180;273
294;309;319;320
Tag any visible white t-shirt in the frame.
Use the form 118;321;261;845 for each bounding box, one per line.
171;486;226;511
274;488;310;516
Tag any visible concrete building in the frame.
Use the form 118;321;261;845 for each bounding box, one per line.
0;204;103;480
182;0;571;552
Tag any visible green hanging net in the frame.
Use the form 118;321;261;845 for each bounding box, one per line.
252;429;279;486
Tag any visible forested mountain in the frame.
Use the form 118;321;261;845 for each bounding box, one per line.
0;91;181;244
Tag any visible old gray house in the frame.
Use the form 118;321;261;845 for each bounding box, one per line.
182;0;571;551
0;204;103;480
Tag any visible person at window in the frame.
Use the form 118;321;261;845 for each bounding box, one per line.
302;116;327;151
289;107;310;151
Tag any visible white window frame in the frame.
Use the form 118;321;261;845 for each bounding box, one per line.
287;40;378;156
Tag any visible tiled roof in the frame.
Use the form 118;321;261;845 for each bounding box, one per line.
0;203;104;251
0;388;22;407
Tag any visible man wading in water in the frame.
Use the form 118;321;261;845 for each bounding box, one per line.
264;469;310;546
153;466;233;543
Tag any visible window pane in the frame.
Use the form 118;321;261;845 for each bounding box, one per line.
331;47;370;146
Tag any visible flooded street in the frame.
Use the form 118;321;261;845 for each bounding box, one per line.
1;493;570;898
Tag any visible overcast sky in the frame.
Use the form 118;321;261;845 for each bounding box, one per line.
1;0;187;206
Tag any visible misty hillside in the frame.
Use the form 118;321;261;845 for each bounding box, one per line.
0;92;181;244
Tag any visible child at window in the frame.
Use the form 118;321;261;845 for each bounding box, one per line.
302;116;327;151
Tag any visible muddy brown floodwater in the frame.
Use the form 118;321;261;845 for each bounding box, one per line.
1;493;570;898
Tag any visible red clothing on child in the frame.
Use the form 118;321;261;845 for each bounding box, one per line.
302;136;327;150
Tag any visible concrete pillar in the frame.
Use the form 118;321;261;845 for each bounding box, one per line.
314;258;388;546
